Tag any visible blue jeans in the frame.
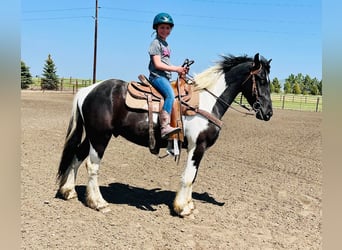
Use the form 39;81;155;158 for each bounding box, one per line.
150;76;174;114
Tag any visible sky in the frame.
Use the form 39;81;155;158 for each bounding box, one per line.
21;0;321;82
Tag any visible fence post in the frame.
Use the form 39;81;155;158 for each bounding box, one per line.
282;95;285;109
316;97;320;112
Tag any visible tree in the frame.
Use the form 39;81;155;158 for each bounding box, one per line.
302;75;312;95
41;54;59;90
310;78;321;95
295;73;304;93
283;80;292;94
284;74;295;93
271;77;281;93
317;79;322;95
21;60;32;89
293;82;301;94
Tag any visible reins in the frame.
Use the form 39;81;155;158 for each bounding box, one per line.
203;88;254;116
202;64;263;116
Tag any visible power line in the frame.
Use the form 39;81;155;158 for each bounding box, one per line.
22;16;92;21
189;0;313;7
22;7;93;13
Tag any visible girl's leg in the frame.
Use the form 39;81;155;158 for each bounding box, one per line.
151;76;174;113
151;77;180;138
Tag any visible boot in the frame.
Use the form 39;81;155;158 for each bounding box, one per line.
159;110;181;139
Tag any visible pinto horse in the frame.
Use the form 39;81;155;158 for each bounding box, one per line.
57;53;273;216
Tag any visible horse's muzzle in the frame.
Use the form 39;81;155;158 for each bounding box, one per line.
253;101;273;121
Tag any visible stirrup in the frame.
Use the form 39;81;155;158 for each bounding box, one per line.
161;127;181;139
163;139;180;157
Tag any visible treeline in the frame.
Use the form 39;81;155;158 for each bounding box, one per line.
270;74;322;95
21;54;59;90
21;55;322;95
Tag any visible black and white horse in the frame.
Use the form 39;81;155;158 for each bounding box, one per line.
57;53;273;216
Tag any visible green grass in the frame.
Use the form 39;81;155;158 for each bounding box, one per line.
235;93;322;112
271;93;322;112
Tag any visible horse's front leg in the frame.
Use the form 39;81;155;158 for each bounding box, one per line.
85;143;110;213
174;145;204;217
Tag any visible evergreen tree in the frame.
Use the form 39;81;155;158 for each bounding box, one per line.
317;79;322;95
271;77;281;93
295;73;304;93
302;75;312;95
41;54;59;90
270;81;275;93
310;78;321;95
284;74;295;93
293;82;301;94
283;81;292;94
21;60;32;89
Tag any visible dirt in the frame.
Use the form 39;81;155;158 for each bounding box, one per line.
21;90;322;249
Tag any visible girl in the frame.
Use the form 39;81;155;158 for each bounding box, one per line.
148;12;187;139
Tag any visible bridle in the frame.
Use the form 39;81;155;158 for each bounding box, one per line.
241;63;262;97
241;63;263;111
204;63;263;115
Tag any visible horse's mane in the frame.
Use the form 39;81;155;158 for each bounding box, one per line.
194;65;222;90
194;54;253;90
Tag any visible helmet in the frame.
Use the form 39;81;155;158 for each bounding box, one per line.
152;13;174;29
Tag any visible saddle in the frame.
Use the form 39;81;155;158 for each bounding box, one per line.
126;75;198;115
125;75;223;155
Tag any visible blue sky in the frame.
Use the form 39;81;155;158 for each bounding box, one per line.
21;0;321;82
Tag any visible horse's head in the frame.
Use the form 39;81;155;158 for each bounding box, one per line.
241;53;273;121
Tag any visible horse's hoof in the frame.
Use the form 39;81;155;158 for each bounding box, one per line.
179;206;193;217
86;197;109;212
98;206;111;213
174;203;196;217
59;188;77;200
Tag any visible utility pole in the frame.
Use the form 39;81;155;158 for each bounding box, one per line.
92;0;98;84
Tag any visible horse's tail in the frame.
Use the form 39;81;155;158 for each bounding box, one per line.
57;95;84;183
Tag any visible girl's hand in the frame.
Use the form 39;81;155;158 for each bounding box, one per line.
175;66;187;75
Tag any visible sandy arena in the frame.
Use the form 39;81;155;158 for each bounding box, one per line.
21;90;322;249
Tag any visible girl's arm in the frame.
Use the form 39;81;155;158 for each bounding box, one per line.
151;55;186;74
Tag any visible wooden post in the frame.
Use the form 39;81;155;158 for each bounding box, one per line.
316;97;320;112
92;0;98;84
282;95;285;110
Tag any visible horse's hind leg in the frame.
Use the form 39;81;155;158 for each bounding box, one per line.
58;139;89;199
58;158;82;199
85;134;111;212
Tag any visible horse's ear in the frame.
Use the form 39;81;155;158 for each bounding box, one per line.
267;59;272;65
253;53;260;69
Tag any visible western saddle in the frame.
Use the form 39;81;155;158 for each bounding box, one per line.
126;74;223;156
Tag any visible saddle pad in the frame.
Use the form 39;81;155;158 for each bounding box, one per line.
125;90;161;113
128;81;163;100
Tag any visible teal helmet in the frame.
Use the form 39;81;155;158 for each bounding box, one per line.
153;13;174;29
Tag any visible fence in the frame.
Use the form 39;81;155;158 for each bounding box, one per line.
32;77;93;93
59;78;92;93
30;78;322;112
234;93;322;112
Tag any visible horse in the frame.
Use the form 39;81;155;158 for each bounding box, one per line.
56;53;273;216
